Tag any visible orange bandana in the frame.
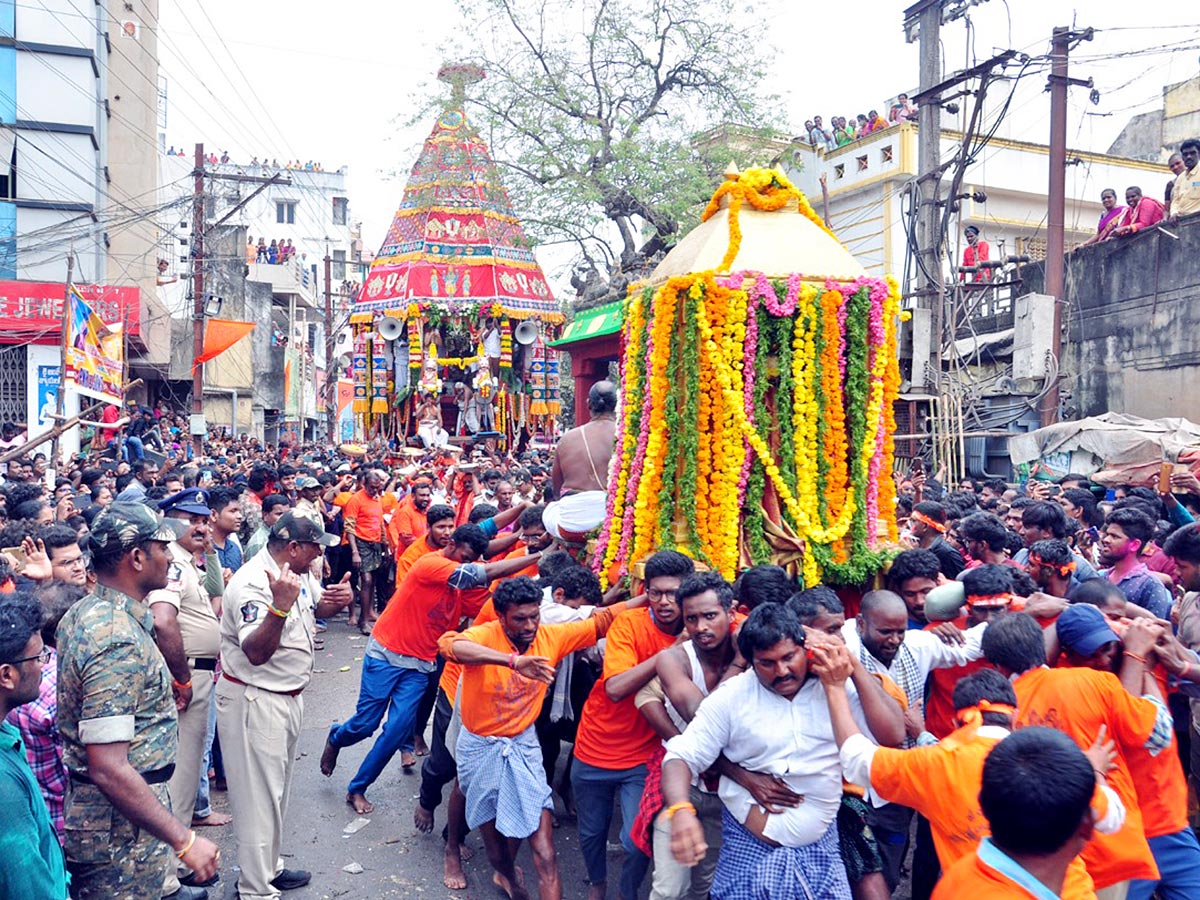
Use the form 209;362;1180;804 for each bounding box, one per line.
1028;552;1076;578
911;510;946;533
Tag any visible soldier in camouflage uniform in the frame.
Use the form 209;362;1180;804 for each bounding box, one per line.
55;503;220;900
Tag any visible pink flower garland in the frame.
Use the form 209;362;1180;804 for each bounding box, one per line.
738;292;760;504
864;280;889;540
591;306;632;573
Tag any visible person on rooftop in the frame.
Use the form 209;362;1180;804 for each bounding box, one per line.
1112;186;1164;237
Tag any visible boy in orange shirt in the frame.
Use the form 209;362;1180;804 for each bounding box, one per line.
439;576;641;900
1053;601;1200;900
572;550;694;900
827;665;1122;900
983;612;1164;895
933;728;1103;899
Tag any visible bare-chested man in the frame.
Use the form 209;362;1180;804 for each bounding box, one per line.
543;381;616;544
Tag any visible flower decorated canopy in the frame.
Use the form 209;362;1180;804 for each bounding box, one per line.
355;64;561;323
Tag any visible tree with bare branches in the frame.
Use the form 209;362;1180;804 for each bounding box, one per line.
431;0;777;304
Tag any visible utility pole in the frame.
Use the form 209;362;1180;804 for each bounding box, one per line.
910;0;944;394
52;249;74;470
1041;25;1092;426
324;247;335;442
191;143;206;458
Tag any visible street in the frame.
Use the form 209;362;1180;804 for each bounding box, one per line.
205;617;603;900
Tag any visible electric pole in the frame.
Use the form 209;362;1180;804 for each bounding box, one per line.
910;0;944;394
191;143;206;458
324;248;335;442
1041;25;1092;427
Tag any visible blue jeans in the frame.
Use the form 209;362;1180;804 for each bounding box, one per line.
109;435;144;462
1128;827;1200;900
570;759;650;900
328;656;428;796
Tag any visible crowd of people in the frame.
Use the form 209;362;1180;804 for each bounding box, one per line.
1081;139;1200;248
164;148;330;173
803;95;917;152
5;378;1200;900
246;236;298;266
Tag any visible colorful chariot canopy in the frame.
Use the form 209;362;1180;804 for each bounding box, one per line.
356;65;560;323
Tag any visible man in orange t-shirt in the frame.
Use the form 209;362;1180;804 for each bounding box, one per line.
1053;602;1200;900
933;727;1104;900
440;576;640;900
983;612;1163;893
343;469;388;632
830;666;1120;900
389;480;433;554
320;524;542;816
572;549;694;900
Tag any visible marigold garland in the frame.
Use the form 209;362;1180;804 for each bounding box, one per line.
593;169;900;586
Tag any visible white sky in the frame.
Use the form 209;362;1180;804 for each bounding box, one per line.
157;0;1199;270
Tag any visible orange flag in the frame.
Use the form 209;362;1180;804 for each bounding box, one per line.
193;319;256;371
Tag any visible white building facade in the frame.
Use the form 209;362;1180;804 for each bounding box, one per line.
156;154;356;440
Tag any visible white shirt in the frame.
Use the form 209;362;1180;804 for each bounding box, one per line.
840;619;987;706
664;670;872;848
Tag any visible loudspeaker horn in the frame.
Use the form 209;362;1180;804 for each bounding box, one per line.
514;319;539;346
377;316;404;341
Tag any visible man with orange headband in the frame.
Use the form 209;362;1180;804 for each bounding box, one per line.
1025;538;1083;600
822;665;1124;898
908;502;964;578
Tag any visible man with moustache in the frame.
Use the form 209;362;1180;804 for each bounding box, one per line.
661;605;904;900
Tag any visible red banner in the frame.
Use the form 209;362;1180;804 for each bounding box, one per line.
0;280;141;344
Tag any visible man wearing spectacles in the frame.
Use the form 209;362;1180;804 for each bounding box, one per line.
41;525;89;588
0;591;67;899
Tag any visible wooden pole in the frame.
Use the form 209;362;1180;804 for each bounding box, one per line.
1;379;144;466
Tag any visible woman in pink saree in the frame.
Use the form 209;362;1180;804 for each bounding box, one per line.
1083;188;1126;245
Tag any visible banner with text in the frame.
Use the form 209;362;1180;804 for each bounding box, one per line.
65;286;124;404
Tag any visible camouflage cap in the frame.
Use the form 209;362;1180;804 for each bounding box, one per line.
270;509;339;547
89;502;184;556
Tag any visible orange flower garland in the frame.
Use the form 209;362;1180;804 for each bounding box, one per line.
629;277;683;564
819;290;850;561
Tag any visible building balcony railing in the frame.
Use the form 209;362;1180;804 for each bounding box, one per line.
247;258;318;308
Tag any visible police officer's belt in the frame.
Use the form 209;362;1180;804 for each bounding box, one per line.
189;657;218;671
222;670;303;697
70;764;175;786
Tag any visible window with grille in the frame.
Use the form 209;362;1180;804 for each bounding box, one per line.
276;201;297;224
332;197;348;226
0;346;27;425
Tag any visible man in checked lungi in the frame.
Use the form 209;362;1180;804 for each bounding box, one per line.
437;576;645;900
660;604;905;900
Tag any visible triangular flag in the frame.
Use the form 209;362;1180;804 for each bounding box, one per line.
193;319;256;371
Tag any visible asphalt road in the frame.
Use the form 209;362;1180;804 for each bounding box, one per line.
204;617;608;900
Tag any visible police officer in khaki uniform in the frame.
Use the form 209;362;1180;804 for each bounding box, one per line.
56;503;220;899
217;510;352;900
148;489;222;898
